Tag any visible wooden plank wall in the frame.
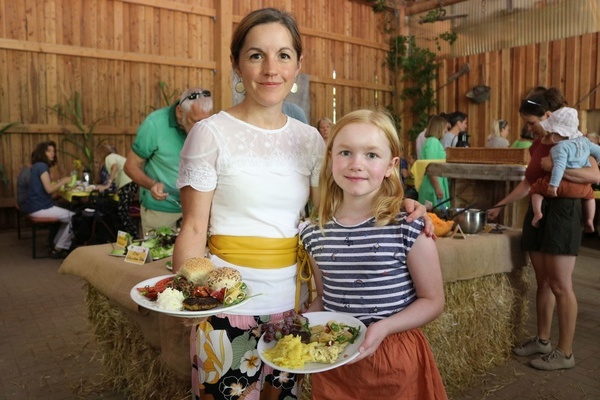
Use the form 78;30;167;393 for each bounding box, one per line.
422;32;600;154
1;0;599;230
0;0;391;229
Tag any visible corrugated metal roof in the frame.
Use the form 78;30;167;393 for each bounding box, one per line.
408;0;600;56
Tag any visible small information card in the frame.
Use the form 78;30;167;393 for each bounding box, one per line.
125;245;150;265
115;230;130;249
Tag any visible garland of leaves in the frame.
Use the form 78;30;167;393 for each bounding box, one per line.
366;1;457;141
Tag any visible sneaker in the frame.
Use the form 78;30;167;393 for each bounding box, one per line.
530;348;575;370
512;336;552;356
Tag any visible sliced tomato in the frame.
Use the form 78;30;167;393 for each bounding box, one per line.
153;276;174;289
191;285;211;298
136;276;174;300
210;288;226;303
137;287;160;299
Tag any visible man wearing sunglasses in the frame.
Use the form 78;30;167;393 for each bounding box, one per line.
124;87;213;235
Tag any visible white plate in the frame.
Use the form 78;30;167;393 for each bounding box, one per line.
257;311;366;374
130;274;252;318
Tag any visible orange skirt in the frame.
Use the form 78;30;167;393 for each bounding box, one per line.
310;328;447;400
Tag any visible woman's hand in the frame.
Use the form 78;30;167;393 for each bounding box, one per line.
487;205;503;221
403;198;435;237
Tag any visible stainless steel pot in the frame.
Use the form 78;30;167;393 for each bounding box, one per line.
448;208;487;234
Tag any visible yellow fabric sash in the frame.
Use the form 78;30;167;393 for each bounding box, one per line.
208;235;313;311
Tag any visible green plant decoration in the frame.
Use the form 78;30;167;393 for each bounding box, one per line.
0;122;19;185
49;92;104;179
149;81;180;111
387;34;440;140
420;7;446;24
368;3;457;141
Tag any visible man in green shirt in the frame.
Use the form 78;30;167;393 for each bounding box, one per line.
124;88;213;234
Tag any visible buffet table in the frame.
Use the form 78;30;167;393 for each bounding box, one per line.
59;229;529;397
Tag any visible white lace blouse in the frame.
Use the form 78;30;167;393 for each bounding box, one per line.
177;111;325;314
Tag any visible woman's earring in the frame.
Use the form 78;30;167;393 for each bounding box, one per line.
235;81;245;94
290;82;298;94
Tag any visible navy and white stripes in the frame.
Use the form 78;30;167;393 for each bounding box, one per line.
300;214;424;326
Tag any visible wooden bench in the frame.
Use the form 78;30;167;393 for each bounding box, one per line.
15;204;61;259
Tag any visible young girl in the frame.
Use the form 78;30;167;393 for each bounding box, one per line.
300;109;447;399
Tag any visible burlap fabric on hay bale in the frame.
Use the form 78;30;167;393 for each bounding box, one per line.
83;265;530;399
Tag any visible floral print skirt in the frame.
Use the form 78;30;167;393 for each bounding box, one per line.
191;311;301;400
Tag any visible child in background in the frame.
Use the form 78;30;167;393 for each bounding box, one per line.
96;143;140;236
530;107;600;231
300;109;447;399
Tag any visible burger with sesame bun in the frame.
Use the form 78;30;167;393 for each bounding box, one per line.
206;267;243;292
177;257;216;286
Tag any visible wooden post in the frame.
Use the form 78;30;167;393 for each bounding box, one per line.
215;0;232;111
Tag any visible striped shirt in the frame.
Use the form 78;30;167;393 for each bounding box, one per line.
300;213;424;326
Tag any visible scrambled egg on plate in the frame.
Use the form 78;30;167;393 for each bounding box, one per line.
262;321;360;368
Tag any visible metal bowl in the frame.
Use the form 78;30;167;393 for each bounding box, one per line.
449;208;487;234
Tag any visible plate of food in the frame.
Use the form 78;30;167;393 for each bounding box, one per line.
130;258;253;317
257;311;366;374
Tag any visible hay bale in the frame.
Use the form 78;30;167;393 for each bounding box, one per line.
422;266;532;396
84;284;189;400
299;266;532;399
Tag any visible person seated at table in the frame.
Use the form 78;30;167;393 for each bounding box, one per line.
486;119;510;148
511;124;535;149
418;116;450;208
25;141;75;258
96;143;140;237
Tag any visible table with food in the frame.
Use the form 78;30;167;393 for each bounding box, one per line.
59;225;529;397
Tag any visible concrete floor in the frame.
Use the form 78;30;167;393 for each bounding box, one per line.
0;230;598;400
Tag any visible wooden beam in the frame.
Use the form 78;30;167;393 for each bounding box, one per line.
120;0;215;17
1;123;139;135
0;38;216;70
